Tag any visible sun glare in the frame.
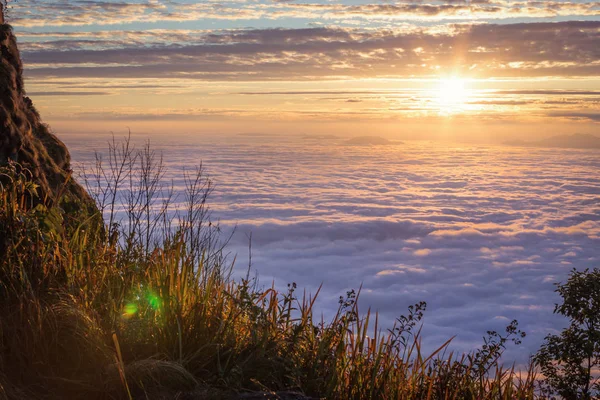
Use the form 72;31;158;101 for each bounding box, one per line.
436;77;470;113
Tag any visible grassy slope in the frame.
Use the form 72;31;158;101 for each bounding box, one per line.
0;140;538;400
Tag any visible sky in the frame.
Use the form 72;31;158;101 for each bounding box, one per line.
8;0;600;140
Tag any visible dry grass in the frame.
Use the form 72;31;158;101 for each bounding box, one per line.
0;137;540;399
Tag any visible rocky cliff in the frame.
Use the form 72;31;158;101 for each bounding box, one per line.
0;23;98;222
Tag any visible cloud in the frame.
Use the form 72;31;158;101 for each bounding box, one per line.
27;83;598;126
18;21;600;82
231;220;434;245
493;90;600;96
547;112;600;122
26;91;112;96
12;0;600;27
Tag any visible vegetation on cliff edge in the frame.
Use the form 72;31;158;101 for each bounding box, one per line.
0;136;544;400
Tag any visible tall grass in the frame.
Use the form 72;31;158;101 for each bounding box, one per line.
0;136;539;399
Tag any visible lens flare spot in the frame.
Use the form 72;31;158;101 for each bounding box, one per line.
123;303;138;318
147;293;162;310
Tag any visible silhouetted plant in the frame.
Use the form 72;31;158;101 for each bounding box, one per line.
388;301;427;349
535;268;600;399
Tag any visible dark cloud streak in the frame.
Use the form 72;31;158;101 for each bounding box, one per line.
20;22;600;80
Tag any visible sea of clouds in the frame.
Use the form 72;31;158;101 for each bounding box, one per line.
64;132;600;363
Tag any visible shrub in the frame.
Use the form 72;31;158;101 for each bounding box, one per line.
535;268;600;399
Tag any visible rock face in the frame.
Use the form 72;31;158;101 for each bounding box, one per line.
0;23;97;220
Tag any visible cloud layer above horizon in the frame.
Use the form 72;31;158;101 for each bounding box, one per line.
8;0;600;136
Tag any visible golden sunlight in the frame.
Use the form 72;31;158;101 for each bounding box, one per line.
436;77;470;113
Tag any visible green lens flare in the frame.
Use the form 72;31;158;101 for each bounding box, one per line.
123;303;138;316
147;293;161;310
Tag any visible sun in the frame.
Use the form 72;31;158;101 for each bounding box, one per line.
436;77;470;113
